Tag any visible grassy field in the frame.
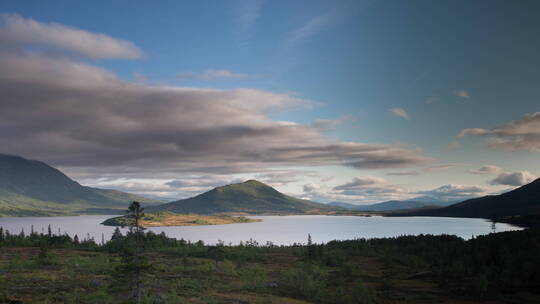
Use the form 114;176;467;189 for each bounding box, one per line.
2;233;540;303
102;212;261;227
1;224;539;304
0;246;511;304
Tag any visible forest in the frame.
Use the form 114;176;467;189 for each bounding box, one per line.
1;219;539;303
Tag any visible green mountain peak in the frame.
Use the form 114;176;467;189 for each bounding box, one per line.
148;179;336;215
0;153;161;217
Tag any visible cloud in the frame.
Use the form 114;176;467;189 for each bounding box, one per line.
334;177;409;202
0;14;142;59
425;96;438;105
417;184;487;202
457;112;540;151
86;175;244;200
284;11;337;48
311;115;351;131
0;20;430;180
254;170;316;187
424;164;459;171
386;171;421;176
454;89;470;99
466;165;501;175
447;141;461;149
300;176;411;204
302;179;410;204
389;107;410;120
177;69;255;81
489;171;537;186
234;0;264;42
333;176;385;190
457;128;490;137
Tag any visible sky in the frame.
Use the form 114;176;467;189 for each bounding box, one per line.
1;0;539;204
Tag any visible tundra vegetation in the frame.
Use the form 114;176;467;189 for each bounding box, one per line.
102;212;261;227
0;214;539;303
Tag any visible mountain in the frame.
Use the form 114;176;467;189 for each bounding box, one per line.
395;178;540;221
327;201;359;209
0;153;160;216
148;180;338;214
354;200;441;211
328;200;454;212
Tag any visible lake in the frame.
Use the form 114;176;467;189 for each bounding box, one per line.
0;215;522;245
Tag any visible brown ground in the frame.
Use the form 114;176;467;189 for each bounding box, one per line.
141;214;261;227
1;247;536;303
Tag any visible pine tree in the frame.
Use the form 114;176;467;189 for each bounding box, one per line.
306;233;316;260
73;234;79;244
117;201;149;304
129;201;144;303
47;224;52;238
112;227;123;240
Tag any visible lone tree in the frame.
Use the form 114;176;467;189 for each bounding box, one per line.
116;201;149;304
129;201;145;303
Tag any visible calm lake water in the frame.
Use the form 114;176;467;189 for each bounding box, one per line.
0;215;522;245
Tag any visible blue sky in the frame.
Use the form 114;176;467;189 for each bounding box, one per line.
1;0;539;204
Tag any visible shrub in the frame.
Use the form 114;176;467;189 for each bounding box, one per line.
239;264;267;291
279;263;327;300
351;282;376;304
220;259;237;276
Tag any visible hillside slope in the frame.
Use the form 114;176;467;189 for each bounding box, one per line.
329;200;453;212
0;154;160;216
148;180;338;214
394;178;540;222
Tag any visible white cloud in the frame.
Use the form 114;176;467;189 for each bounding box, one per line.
457;128;490;137
454;89;470;99
425;96;438;105
447;141;462;149
466;165;501;175
333;176;385;190
417;184;488;202
457;112;540;151
177;69;254;81
300;176;411;204
235;0;264;42
389;107;410;120
424;164;459;171
0;14;142;59
87;175;245;200
0;20;431;180
284;11;337;48
489;171;537;186
386;171;421;176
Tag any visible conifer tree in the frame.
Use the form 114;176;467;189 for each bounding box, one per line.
116;201;149;304
112;227;123;240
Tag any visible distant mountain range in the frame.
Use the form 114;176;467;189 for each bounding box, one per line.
147;180;338;214
392;178;540;225
0;154;160;216
327;199;455;212
2;153;540;225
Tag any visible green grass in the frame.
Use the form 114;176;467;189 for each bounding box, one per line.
2;229;540;303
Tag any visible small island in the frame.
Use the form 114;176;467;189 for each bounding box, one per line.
101;212;261;227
